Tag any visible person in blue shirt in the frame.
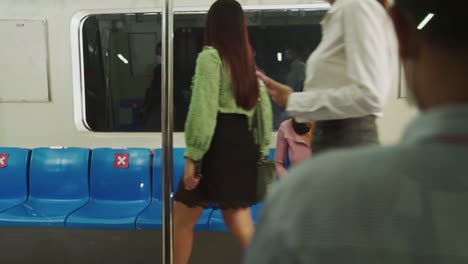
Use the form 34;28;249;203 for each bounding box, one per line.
245;0;468;263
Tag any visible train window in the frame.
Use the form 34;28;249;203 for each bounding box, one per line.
78;8;327;132
78;13;162;132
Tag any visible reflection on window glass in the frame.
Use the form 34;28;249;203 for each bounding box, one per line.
81;9;326;132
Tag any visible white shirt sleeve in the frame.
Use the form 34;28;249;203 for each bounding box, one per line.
287;0;395;122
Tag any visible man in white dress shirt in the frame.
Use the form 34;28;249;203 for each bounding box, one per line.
258;0;396;153
246;0;468;263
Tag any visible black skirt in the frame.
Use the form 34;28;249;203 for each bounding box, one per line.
175;114;260;209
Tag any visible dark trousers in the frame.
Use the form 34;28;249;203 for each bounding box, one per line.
312;115;379;154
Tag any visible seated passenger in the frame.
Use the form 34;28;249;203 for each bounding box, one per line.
274;119;314;178
245;0;468;263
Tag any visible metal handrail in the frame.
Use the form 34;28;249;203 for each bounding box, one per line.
161;0;174;263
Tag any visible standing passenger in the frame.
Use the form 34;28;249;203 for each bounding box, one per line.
142;42;162;132
257;0;396;154
173;1;273;263
284;48;306;93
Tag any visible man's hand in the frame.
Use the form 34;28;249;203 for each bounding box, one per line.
256;71;293;107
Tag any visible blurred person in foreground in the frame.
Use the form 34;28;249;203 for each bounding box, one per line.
245;0;468;263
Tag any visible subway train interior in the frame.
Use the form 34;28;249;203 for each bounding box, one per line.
0;0;417;263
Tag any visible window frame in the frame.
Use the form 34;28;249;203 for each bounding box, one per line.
70;3;331;134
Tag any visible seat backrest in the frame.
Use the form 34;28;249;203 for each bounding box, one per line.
153;148;185;200
90;148;151;201
268;148;275;160
0;148;30;200
29;147;90;200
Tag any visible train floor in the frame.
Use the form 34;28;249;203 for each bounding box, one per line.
0;228;242;264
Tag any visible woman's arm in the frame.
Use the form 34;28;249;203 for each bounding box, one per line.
184;49;221;161
274;124;288;178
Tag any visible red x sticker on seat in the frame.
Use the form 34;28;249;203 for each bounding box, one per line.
114;153;129;169
0;154;9;168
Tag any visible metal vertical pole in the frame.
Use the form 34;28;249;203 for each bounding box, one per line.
161;0;174;262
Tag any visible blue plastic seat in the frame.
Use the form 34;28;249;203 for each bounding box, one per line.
66;148;151;230
0;148;30;214
208;148;275;231
136;148;213;230
0;147;89;227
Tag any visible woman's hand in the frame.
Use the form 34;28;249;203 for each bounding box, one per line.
256;71;293;107
183;158;200;191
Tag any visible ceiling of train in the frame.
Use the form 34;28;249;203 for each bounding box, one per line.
93;9;328;32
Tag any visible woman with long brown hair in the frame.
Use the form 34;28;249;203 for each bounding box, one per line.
173;1;272;263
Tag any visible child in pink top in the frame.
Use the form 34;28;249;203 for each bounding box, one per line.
274;119;315;178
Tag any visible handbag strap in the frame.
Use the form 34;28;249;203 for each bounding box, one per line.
255;97;264;152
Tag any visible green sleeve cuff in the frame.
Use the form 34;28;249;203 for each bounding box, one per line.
184;147;205;161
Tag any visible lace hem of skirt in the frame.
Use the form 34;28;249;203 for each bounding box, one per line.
175;199;260;210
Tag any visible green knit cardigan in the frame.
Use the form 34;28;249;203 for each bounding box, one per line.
184;47;273;161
